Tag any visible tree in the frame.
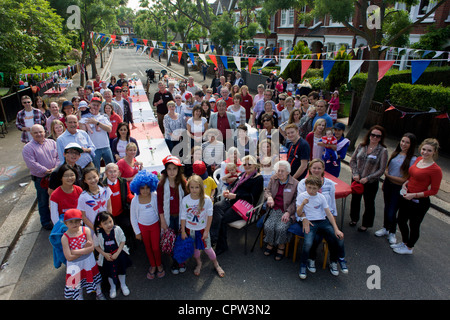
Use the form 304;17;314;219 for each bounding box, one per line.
0;0;70;88
280;41;312;82
264;0;449;150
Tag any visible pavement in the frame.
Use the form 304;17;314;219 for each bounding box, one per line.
0;48;449;282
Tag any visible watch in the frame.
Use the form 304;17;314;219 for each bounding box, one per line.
96;121;100;126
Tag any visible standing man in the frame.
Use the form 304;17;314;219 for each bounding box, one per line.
101;89;123;118
285;123;310;181
153;81;174;134
214;87;233;112
84;96;114;171
186;76;200;95
57;115;96;169
251;89;277;127
45;102;62;133
22;124;59;230
16;95;47;144
312;99;333;128
209;100;236;145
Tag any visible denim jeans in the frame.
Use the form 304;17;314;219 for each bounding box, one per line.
382;179;402;233
299;219;339;266
33;177;52;228
93;147;114;172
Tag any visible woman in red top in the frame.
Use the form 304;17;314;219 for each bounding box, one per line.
117;142;143;187
394;138;443;255
104;102;123;145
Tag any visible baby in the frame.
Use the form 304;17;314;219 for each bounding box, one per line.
221;162;240;187
320;128;338;166
77;101;96;134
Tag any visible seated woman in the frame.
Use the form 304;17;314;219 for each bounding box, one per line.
117;142;143;187
211;155;264;255
263;160;299;261
111;122;140;162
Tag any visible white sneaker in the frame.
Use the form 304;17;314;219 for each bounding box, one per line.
393;245;413;255
388;233;397;244
390;242;405;249
121;285;130;296
375;228;388;237
329;262;339;276
109;287;117;299
306;259;316;273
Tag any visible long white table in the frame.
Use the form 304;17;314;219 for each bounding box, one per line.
130;79;170;172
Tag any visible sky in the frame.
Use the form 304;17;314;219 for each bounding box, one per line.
127;0;142;11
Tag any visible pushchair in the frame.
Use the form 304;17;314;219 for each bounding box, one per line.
146;69;156;83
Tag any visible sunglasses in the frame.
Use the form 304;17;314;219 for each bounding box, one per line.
370;133;382;139
262;119;271;122
243;163;252;166
279;98;285;101
23;101;32;104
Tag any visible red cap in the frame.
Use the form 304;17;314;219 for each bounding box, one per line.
184;92;192;99
90;96;102;103
193;160;207;176
162;155;183;167
64;209;82;221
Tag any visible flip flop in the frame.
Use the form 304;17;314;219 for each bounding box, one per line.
146;271;155;280
157;268;165;278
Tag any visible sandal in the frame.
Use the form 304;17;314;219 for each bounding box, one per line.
156;267;165;278
214;264;225;278
264;244;274;256
275;248;285;261
194;263;202;276
146;269;155;280
349;221;357;227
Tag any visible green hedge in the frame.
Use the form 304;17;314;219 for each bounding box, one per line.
390;83;450;113
351;66;450;102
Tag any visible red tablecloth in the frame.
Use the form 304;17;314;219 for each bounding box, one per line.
131;122;164;140
44;87;67;96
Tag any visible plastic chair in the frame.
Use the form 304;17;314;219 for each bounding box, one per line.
212;168;224;201
228;190;265;254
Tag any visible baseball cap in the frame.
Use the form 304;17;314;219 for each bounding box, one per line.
193;160;208;180
62;101;73;108
64;209;82;221
184;92;192;99
90;96;102;103
64;142;84;153
162;155;183;167
333;122;346;131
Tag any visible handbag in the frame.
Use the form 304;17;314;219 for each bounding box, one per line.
232;199;254;221
160;228;176;255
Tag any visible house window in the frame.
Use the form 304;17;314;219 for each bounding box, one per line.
280;9;294;27
120;27;129;34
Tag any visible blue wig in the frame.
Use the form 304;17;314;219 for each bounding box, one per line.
129;170;159;195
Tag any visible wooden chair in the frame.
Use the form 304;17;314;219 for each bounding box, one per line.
290;235;329;269
228;190;265;254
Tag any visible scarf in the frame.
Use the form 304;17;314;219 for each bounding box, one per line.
163;178;185;226
231;170;257;194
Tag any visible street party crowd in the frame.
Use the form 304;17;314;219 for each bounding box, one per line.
17;70;442;299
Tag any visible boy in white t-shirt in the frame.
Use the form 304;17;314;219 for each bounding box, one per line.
296;175;344;280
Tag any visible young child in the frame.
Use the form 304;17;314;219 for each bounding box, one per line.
157;155;188;275
182;92;194;123
260;156;275;189
94;211;131;299
78;100;94;134
296;175;344;280
77;167;112;234
61;209;104;300
221;162;240;187
85;85;94;101
129;170;165;279
193;160;217;200
180;175;225;278
320;128;338;166
328;90;340;123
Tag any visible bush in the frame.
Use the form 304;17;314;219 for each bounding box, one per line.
351;66;450;102
389;83;450;113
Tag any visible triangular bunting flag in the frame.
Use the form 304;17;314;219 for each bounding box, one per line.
152;40;157;48
279;59;291;75
158;49;163;57
203;44;208;52
411;60;431;84
167;49;172;59
132;38;137;45
195;44;200;52
143;39;148;46
149;47;154;56
161;41;166;48
247;57;256;73
210;45;215;53
220;56;228;70
178;51;182;63
348;60;364;83
198;53;208;65
433;51;444;59
317;53;321;59
378;60;395;82
301;60;313;80
233;56;241;71
209;55;218;68
322;60;335;81
261;59;272;69
188;52;195;65
422;50;433;58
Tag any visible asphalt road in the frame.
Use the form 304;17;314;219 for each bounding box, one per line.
2;49;449;308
